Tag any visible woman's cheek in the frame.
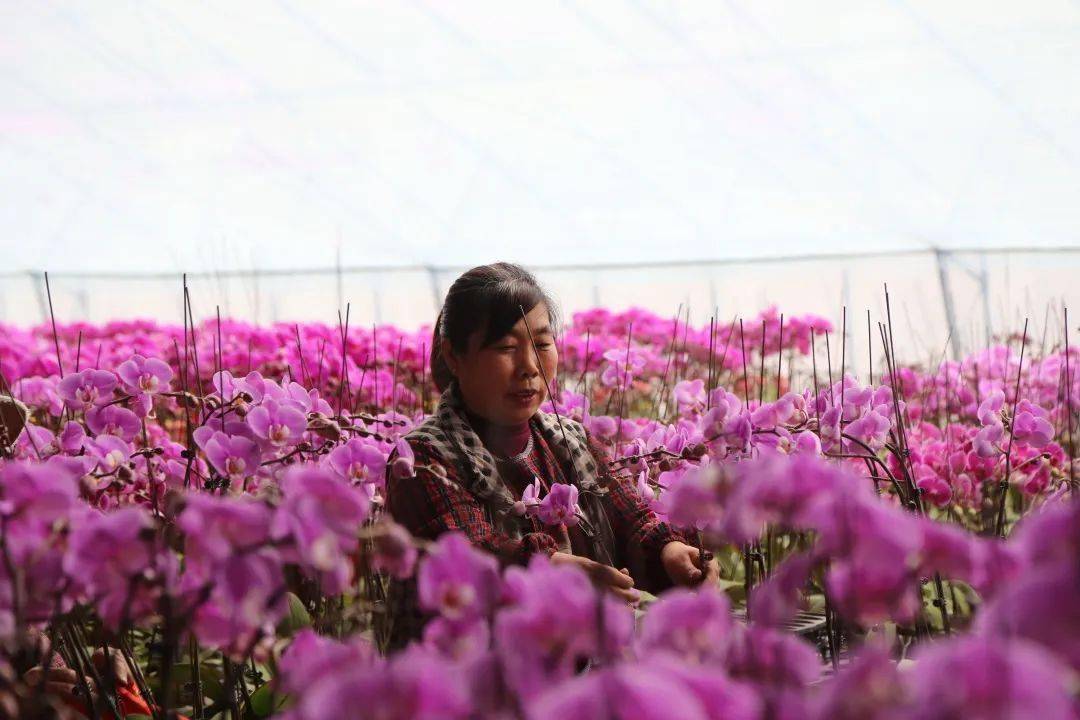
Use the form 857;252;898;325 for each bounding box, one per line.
494;355;517;388
545;353;558;384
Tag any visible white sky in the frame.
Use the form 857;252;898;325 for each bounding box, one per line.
2;0;1079;277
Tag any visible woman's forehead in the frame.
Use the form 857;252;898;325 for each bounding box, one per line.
509;303;552;335
467;303;552;346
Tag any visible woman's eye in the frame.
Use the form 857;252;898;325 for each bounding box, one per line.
536;343;553;350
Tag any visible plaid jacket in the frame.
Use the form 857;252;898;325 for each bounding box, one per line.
381;385;685;649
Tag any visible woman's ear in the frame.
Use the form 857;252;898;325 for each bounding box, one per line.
440;337;459;377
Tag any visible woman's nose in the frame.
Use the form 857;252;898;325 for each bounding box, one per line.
518;346;540;377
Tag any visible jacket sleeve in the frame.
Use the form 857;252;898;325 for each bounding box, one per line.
385;438;559;567
584;430;687;592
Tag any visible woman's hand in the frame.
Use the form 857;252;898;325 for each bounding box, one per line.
22;647;132;705
661;541;720;587
22;665;94;703
551;551;640;605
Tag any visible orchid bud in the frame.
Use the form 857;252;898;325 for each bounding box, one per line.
79;474;99;496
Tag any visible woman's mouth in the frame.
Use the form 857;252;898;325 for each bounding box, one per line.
508;389;539;406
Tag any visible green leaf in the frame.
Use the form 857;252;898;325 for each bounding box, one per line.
635;589;658;606
249;683;290;717
804;593;827;614
147;662;226;706
276;592;312;637
866;621;898;647
717;578;746;605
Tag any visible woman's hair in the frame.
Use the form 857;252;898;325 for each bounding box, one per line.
430;263;560;393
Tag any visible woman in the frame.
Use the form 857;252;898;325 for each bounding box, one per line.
384;263;718;647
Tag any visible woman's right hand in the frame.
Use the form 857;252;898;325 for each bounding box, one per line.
22;665;94;704
550;551;640;605
21;647;132;706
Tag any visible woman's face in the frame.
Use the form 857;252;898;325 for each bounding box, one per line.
442;302;558;426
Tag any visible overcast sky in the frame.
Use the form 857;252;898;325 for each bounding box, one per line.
2;0;1079;278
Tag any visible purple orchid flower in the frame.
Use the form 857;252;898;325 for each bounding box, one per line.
657;464;728;533
423;616;491;661
179;493;275;564
497;555;633;700
213;369;265;406
537;483;580;527
514;477;543;517
193;426;261;486
188;550;288;660
328;438;386;488
57;369;117;411
58;420;87;453
792;431;821;456
1012;409;1054;447
845;409;891;449
15;376;64;416
272;467;371;594
674;379;706;409
86;434;132;475
584;414;618;443
276;629;377;698
808;646;904;720
0;461;85;628
973;422;1005;458
600;347;645;388
526;665;721;720
908;636;1075;719
63;506;166;628
642;655;762;720
86;403;141;441
116;354;173;397
914;464;952;507
638;587;733;664
417;532;500;621
389;437;416;481
750;401;780;430
725;624;822;688
636;470;655;501
977;390;1005;426
370;519;418;580
247;398;308;448
540;388;590;421
288;644;472;720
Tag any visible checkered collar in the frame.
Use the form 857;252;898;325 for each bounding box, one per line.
412;385;608;518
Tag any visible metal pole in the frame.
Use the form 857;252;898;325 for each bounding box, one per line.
426;266;442;315
933;248;962;360
31;271;49;324
841;267;857;379
336;243;344;313
979;253;993;345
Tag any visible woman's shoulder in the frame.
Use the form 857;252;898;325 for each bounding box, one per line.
397;414;471;470
399;416;450;456
533;411;615;474
535;412;614;457
402;413;445;444
386;418;460;491
533;410;588;442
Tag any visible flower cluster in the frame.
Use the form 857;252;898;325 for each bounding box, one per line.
0;305;1077;719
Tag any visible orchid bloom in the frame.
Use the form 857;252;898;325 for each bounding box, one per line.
117;354;173;397
513;476;544;517
537;483;580;527
57;369;117;411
